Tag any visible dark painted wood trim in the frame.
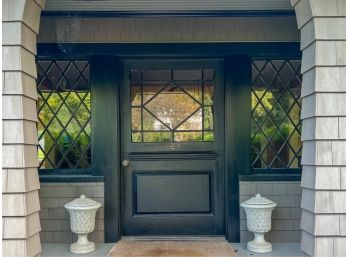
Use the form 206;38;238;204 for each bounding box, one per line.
41;10;295;17
38;168;91;176
252;168;302;174
39;175;104;183
225;56;251;242
36;45;303;242
37;43;301;59
127;153;218;161
91;56;121;242
239;174;301;181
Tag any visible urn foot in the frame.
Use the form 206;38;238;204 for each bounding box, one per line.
247;233;272;253
70;234;95;254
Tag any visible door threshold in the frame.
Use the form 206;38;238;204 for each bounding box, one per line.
122;236;226;241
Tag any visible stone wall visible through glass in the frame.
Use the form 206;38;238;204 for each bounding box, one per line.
36;60;91;169
251;60;302;169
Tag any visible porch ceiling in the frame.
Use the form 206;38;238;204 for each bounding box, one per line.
43;0;293;12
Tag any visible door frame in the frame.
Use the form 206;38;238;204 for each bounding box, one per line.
91;54;251;242
38;42;301;243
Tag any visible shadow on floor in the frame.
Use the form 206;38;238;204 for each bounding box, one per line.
232;243;306;257
41;244;114;257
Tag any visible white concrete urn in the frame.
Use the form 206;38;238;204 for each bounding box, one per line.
240;194;277;253
65;195;101;254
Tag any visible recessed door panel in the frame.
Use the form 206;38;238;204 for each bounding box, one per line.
135;173;211;214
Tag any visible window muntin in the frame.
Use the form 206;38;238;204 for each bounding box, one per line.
36;59;91;169
251;60;302;169
130;69;214;143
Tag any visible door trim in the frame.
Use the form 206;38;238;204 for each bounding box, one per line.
91;56;122;242
90;54;251;242
224;56;251;242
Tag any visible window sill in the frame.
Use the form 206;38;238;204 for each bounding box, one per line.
39;174;105;183
239;174;301;181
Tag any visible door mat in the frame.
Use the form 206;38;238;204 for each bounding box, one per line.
107;239;237;257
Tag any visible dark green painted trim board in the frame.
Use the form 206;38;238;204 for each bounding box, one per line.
224;56;251;242
91;56;122;242
41;10;295;17
39;175;104;183
239;174;301;181
38;174;301;183
39;168;91;176
37;43;301;59
253;168;302;175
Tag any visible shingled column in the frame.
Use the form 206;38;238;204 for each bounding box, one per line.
291;0;346;256
2;0;45;256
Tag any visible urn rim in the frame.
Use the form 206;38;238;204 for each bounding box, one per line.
240;193;277;208
64;195;102;210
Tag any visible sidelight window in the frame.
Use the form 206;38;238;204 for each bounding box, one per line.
36;59;91;169
251;59;302;169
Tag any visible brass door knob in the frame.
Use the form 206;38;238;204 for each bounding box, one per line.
122;160;130;167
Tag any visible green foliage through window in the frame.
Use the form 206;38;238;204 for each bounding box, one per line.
36;59;91;169
251;60;302;169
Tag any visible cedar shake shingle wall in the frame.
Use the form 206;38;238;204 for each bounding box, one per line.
291;0;346;256
39;181;301;244
2;1;45;256
37;16;300;43
239;181;302;243
39;183;105;244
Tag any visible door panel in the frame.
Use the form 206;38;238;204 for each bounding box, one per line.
121;59;225;236
123;153;224;235
136;173;210;213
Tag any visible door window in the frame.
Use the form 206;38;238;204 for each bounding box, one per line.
130;69;214;143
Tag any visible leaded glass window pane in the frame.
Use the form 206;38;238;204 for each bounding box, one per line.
36;59;91;169
251;59;302;169
131;69;214;143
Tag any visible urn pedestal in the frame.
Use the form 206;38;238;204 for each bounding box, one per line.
65;195;101;254
240;194;276;253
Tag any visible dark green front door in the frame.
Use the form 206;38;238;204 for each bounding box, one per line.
121;59;225;236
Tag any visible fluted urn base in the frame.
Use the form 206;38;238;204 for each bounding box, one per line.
247;232;272;253
70;234;95;254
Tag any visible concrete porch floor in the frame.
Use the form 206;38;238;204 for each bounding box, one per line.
42;243;306;257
